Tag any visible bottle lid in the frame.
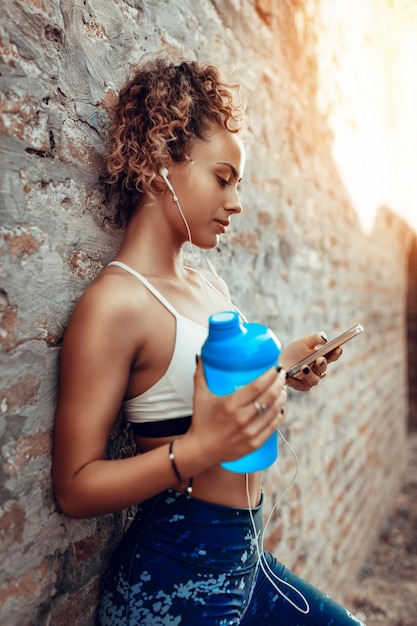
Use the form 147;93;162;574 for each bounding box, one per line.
202;310;281;373
207;311;242;340
209;311;239;327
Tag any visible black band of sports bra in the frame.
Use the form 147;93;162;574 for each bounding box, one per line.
130;415;192;438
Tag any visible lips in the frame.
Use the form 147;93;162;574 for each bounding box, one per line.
214;219;230;230
214;220;229;234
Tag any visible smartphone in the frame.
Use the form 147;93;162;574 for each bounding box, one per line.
286;324;364;378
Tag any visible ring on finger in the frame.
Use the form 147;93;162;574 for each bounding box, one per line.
253;400;268;415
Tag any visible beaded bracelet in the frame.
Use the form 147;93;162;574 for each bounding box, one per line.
169;439;193;495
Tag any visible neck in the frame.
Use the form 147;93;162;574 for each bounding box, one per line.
114;206;190;279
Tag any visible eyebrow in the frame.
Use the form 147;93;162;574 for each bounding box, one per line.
216;161;239;179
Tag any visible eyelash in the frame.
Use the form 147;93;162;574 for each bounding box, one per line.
216;176;230;188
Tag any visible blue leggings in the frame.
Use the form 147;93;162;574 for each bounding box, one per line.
98;489;366;625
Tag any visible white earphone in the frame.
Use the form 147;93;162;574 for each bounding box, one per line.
159;167;177;201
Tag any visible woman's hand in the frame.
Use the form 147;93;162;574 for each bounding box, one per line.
280;331;342;391
187;359;287;466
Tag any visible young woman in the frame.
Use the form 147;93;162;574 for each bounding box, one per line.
52;59;365;625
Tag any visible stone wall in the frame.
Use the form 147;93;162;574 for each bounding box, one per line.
0;1;414;624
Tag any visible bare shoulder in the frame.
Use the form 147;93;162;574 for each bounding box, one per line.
77;267;146;318
62;266;151;353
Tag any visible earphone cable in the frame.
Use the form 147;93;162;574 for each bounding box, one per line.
245;430;310;615
160;168;239;316
160;170;308;612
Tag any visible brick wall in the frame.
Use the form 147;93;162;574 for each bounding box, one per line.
0;1;415;624
407;234;417;430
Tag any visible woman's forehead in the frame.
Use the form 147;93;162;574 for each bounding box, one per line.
190;129;246;176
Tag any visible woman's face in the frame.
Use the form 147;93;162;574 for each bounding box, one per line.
166;127;246;249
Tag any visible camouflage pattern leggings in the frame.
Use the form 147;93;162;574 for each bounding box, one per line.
98;489;366;626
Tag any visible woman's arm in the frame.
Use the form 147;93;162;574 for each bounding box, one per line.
52;281;204;517
53;279;287;518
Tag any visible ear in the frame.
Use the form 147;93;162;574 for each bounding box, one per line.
153;163;170;191
159;167;169;182
158;168;178;202
154;151;172;181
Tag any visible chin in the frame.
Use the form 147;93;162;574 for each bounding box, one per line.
194;236;220;250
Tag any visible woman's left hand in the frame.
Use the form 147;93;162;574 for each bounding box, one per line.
280;331;342;391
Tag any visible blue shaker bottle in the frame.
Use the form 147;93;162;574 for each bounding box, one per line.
201;311;281;473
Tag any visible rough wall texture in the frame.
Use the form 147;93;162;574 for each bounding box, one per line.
0;1;414;624
407;234;417;430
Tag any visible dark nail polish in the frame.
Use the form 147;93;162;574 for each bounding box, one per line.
320;333;328;342
195;354;200;364
303;366;310;375
276;365;282;373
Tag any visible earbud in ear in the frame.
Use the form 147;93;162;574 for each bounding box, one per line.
159;167;169;182
158;168;177;201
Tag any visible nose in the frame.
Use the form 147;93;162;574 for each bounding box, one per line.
224;187;242;215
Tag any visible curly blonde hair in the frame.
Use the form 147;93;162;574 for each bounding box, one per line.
105;59;246;227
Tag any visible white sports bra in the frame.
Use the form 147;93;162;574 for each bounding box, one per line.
108;261;211;437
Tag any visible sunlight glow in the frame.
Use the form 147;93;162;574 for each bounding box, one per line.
315;0;417;233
